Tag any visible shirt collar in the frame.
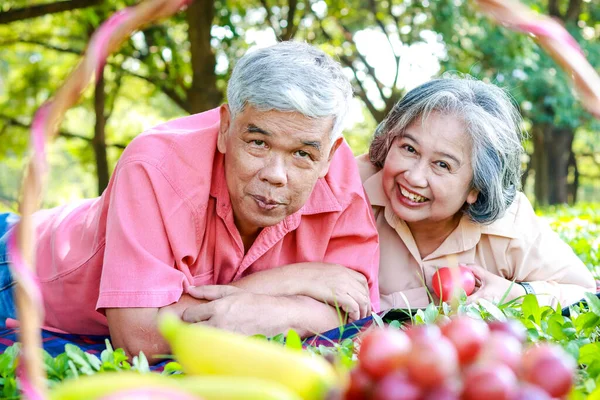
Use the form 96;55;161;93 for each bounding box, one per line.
364;168;518;260
363;170;388;207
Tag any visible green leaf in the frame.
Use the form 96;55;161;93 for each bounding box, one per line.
162;362;183;376
285;329;302;351
131;353;149;373
413;309;426;324
477;298;507;321
270;333;286;344
546;318;567;341
388;320;402;329
84;352;101;372
522;294;541;325
584;293;600;317
424;303;439;324
372;312;385;328
575;312;600;333
579;343;600;366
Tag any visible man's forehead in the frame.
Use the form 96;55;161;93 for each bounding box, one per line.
237;110;334;146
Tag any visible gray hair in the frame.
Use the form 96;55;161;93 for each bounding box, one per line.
227;41;353;140
369;76;525;224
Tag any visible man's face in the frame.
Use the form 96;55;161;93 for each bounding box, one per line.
218;105;342;237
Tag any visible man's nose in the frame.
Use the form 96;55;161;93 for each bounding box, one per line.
404;160;428;188
258;155;287;186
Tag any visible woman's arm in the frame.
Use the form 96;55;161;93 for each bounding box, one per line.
505;195;596;307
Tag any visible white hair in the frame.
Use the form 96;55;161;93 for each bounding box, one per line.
227;41;353;140
370;76;525;224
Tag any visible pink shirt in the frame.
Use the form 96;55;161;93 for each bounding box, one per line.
31;108;380;335
357;155;595;310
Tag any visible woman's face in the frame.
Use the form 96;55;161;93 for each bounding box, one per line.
382;112;479;228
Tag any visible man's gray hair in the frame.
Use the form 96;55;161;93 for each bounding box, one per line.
369;76;525;224
227;41;353;140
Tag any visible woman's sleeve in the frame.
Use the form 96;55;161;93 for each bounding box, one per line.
507;195;596;308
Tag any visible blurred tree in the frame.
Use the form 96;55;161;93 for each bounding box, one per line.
0;0;224;197
0;0;598;208
430;0;600;205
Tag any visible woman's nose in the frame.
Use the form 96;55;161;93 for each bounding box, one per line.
404;161;428;188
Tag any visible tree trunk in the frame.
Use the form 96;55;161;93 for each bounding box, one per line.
567;148;579;204
93;70;110;195
185;0;222;113
532;123;575;206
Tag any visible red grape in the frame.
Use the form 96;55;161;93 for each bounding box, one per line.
487;320;527;343
441;317;489;364
358;328;411;380
406;336;459;388
371;371;422;400
404;324;442;342
421;383;460;400
462;363;518;400
476;331;523;373
345;367;373;400
521;345;576;398
511;383;552;400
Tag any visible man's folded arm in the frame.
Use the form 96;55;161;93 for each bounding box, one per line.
105;291;343;363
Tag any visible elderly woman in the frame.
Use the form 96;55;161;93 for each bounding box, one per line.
357;77;596;310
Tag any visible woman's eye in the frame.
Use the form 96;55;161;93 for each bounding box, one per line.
437;161;450;170
402;144;416;153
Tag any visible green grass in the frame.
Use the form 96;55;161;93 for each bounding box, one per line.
1;203;599;399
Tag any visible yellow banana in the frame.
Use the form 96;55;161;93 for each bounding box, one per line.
49;372;181;400
50;371;302;400
159;314;340;400
178;376;303;400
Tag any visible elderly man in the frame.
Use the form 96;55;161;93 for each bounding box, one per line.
0;41;380;360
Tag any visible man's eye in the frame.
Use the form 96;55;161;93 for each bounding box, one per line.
251;140;266;147
295;150;310;158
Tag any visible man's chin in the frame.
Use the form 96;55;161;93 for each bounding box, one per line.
252;213;288;228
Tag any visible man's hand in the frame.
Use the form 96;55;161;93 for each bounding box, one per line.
233;263;371;322
296;264;371;321
183;286;290;336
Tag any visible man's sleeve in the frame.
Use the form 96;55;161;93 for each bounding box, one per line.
508;195;596;308
96;160;197;310
323;195;381;312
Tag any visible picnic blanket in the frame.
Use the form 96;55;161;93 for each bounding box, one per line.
0;316;378;371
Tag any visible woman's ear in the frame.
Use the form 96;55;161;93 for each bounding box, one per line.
466;188;479;205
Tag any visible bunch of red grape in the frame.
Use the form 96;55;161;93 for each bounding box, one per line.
345;317;576;400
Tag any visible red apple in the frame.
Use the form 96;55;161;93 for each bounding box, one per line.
431;267;476;301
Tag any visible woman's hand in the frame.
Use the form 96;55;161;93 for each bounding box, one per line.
461;264;526;304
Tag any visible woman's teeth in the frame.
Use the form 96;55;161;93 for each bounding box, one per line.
400;186;428;203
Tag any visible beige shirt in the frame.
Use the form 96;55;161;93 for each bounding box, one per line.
357;155;596;310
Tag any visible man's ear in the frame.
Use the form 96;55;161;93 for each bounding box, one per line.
319;136;344;178
217;104;231;154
